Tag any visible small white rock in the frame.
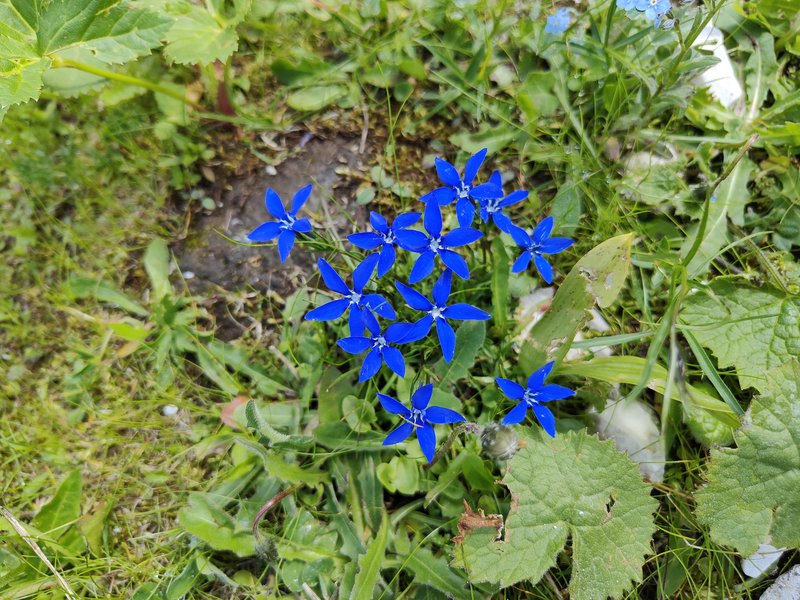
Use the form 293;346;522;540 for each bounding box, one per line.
183;271;195;280
742;543;786;579
691;23;744;111
265;165;278;176
162;404;179;417
761;564;800;600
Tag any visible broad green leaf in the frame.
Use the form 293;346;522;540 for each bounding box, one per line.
66;277;148;316
80;500;113;556
286;85;347;111
42;48;107;97
490;237;509;330
233;437;327;485
144;238;172;302
162;1;239;66
696;362;800;555
312;422;387;452
434;320;485;385
342;394;377;433
166;558;199;600
744;31;778;121
520;234;633;372
350;511;390;600
376;455;420;495
679;278;800;393
32;470;82;540
405;547;472;600
178;493;255;557
453;430;657;599
0;56;49;106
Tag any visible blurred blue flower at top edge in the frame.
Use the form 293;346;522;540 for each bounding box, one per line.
304;255;395;336
478;170;528;234
402;200;483;284
420;147;503;227
616;0;638;10
508;216;574;284
248;185;313;262
496;361;575;437
348;211;422;277
379;384;465;463
634;0;672;27
545;8;572;34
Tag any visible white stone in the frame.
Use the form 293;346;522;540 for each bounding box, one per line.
692;23;744;111
742;543;786;579
761;565;800;600
162;404;179;417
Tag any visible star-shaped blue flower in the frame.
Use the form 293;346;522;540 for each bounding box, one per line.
616;0;637;10
545;8;571;34
379;384;465;463
478;170;528;234
248;185;313;262
496;362;575;437
636;0;671;26
336;311;414;382
347;211;422;277
508;216;574;284
405;200;483;283
305;255;395;336
394;269;490;363
420;148;503;227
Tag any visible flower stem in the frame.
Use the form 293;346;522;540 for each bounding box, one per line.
425;422;482;469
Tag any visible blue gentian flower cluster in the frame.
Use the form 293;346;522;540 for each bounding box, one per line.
247;148;576;461
617;0;672;28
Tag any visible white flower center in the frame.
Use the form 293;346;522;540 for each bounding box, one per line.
372;335;387;350
429;306;444;320
382;230;396;244
281;214;296;229
485;199;500;214
429;237;443;253
409;408;425;425
454;182;471;199
523;389;541;405
349;292;362;305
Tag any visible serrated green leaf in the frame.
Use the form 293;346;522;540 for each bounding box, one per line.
178;493;255;557
696;362;800;555
434;320;485;385
350;511;389;600
520;234;632;372
679;278;800;393
32;470;82;540
453;430;656;599
162;0;239;65
0;56;49;106
286;85;347;111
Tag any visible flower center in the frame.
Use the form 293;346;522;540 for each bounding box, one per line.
429;237;444;253
372;335;387;350
454;181;471;199
349;291;362;306
409;408;426;425
382;230;396;245
429;306;445;320
485;199;500;214
523;388;540;406
280;214;296;229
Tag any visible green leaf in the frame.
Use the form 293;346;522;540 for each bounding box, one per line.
679;278;800;393
144;238;172;302
559;356;740;428
375;456;420;495
196;343;240;394
66;277;148;316
162;0;239;66
434;320;485;385
206;340;288;395
520;234;633;372
350;511;390;600
490;237;509;330
0;56;49;106
404;547;472;600
453;430;657;599
178;493;256;557
32;470;82;540
342;394;377;433
286;85;348;111
695;362;800;555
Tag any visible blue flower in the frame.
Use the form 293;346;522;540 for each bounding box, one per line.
379;384;465;463
348;211;422;277
305;255;396;336
478;170;528;233
508;216;573;284
337;311;413;381
545;8;571;34
420;147;503;227
394;269;490;363
248;185;313;262
496;362;575;437
616;0;637;10
404;200;483;283
636;0;671;26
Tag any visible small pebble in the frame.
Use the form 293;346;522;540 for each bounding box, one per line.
162;404;179;417
184;271;195;280
265;165;277;176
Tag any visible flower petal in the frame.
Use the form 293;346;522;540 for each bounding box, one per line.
385;317;432;344
508;224;532;248
436;319;457;363
541;237;574;255
499;189;528;207
378;393;409;416
412;384;434;410
359;347;383;381
469;182;503;200
292;218;312;233
377;244;395;277
432;268;452;306
425;406;466;425
395;281;433;311
349;306;366;336
363;293;396;319
489;169;503;191
462;147;487;185
528;362;555;389
532;216;554;243
382;347;405;378
435;157;461;187
439;251;469;280
423;200;442;237
336;336;372;354
305;298;349;321
383;421;414;445
265;188;286;219
408;250;436;284
291;184;312;213
393;212;421;230
502;401;529;425
362;309;381;335
317;259;350;295
420;187;456;205
512;250;532;273
534;254;554;284
455;197;475;227
348;232;384;250
496;378;525;400
532;404;557;437
353;253;379;292
369;211;390;233
417;424;437;464
395;229;429;251
443;227;483;248
277;229;295;262
443;303;491;321
492;212;516;234
248;221;281;242
538;384;575;402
